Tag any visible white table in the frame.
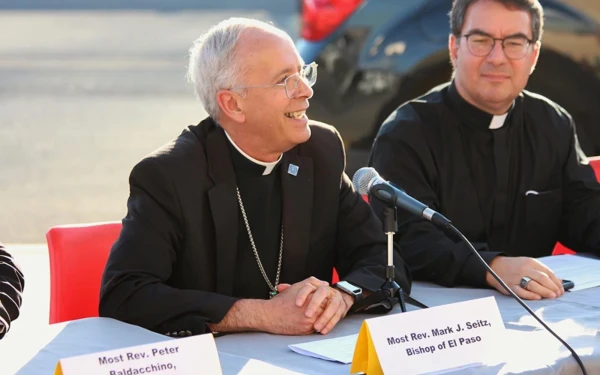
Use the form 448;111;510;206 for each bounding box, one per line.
10;282;600;374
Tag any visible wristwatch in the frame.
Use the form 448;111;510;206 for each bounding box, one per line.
334;281;363;300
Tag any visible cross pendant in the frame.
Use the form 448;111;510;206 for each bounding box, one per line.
269;290;278;299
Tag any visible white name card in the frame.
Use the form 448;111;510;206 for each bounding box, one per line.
54;333;222;375
351;296;506;375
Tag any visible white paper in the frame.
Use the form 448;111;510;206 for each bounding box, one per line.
537;254;600;291
288;334;358;364
366;296;506;375
238;359;305;374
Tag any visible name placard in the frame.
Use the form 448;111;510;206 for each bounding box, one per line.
351;296;505;375
54;333;222;375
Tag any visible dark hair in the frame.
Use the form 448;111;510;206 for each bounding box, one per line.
449;0;544;42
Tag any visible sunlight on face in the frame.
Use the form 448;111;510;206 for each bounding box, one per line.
235;29;313;155
450;0;540;114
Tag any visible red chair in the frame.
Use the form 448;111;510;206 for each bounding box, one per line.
46;221;339;319
552;156;600;255
332;269;340;284
46;221;122;324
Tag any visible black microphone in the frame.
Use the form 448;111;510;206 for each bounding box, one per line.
352;167;451;229
353;167;587;374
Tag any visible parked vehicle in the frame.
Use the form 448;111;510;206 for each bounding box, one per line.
297;0;600;176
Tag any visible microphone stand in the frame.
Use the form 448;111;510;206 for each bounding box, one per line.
380;205;406;313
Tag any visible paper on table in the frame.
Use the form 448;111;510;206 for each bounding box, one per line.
238;359;305;374
537;254;600;291
289;334;358;364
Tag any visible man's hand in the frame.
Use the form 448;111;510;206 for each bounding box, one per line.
208;277;354;336
486;256;564;300
251;277;327;335
272;276;352;335
298;281;353;335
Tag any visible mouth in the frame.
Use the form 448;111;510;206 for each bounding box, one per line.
482;74;510;81
284;110;306;119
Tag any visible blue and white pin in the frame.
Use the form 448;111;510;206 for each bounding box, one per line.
288;163;299;176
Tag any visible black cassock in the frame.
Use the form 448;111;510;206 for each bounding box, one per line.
369;81;600;288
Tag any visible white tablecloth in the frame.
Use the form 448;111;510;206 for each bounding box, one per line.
11;282;600;374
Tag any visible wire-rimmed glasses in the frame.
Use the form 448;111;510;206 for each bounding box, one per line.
231;62;318;98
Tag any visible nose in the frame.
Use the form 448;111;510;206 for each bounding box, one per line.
295;77;314;100
486;40;507;64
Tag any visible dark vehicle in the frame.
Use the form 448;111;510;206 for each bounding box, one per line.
297;0;600;176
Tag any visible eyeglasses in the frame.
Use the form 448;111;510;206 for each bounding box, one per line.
230;62;318;98
461;34;534;60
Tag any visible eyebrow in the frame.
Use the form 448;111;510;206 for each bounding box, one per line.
271;64;304;82
466;28;531;40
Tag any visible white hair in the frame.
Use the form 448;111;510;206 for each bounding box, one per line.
187;17;288;120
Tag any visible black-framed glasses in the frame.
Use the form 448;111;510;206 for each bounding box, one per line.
231;62;318;98
461;34;534;60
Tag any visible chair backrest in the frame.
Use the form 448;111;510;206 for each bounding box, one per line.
552;156;600;255
589;156;600;180
46;221;122;324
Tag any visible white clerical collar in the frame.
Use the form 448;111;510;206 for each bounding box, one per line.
489;113;508;129
224;130;282;176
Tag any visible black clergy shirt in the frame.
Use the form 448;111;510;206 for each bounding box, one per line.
446;83;514;251
225;135;283;300
369;81;600;288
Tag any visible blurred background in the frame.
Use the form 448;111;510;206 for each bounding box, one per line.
3;0;600;245
0;0;300;244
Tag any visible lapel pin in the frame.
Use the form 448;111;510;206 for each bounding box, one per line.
288;163;299;176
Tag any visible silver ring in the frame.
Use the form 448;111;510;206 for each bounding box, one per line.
520;276;532;290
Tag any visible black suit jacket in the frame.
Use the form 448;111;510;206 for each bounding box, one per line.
99;117;411;335
0;243;24;339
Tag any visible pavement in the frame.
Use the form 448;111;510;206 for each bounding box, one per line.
0;1;299;244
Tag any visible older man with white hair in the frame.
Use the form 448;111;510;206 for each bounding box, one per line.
99;18;411;337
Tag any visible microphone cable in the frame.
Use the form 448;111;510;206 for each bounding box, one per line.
444;222;587;375
354;166;587;373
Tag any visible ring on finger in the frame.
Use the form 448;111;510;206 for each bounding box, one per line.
520;276;532;290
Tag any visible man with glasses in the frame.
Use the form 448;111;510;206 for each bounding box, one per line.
368;0;600;300
100;17;411;337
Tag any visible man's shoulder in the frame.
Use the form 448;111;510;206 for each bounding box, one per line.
149;129;201;158
135;119;214;171
137;128;201;170
377;82;448;140
520;90;576;139
521;90;572;122
307;120;341;143
302;119;345;155
298;120;346;168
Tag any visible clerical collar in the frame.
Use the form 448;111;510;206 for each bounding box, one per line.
224;130;282;176
447;80;511;131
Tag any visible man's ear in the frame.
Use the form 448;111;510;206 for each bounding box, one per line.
449;34;459;69
216;89;246;123
529;41;541;74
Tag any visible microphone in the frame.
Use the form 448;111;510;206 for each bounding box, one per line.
353;167;587;374
352;167;451;229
